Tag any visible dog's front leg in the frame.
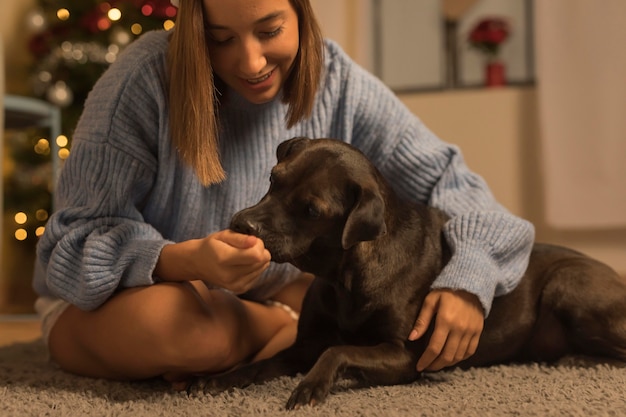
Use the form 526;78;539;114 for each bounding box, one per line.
286;343;418;409
192;343;313;395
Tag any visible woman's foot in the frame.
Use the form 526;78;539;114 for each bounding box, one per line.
161;275;314;389
250;302;298;362
270;273;314;314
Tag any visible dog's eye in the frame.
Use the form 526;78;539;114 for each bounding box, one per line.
307;204;321;219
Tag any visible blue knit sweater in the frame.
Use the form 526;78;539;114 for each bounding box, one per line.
34;30;534;315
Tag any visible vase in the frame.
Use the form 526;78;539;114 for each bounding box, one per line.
485;60;506;87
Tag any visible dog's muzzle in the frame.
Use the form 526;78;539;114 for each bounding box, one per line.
230;210;263;238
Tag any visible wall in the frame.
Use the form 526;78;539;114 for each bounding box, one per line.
400;87;626;275
311;0;374;71
2;0;39;312
2;0;37;94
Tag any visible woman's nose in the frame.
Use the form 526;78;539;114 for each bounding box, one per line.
238;38;267;76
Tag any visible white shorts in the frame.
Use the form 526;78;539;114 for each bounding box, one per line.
34;297;71;346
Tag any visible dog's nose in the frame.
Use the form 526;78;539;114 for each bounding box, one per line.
230;215;262;237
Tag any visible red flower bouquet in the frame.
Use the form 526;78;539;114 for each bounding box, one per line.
468;17;510;59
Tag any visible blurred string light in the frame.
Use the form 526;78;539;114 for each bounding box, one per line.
34;138;50;155
32;135;70;158
108;8;122;21
57;8;70;21
15;1;177;243
56;134;71;160
30;2;177;108
14;212;28;225
12;132;70;241
14;212;30;241
11;207;50;241
15;229;28;241
8;206;47;245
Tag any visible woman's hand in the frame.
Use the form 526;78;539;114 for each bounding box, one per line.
198;230;271;293
155;229;271;294
408;289;484;372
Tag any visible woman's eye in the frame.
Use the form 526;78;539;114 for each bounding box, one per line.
261;27;283;39
212;37;233;45
208;33;234;45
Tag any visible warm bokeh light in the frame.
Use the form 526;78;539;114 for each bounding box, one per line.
108;8;122;22
36;209;49;222
98;17;111;31
141;5;154;16
131;23;143;35
59;148;71;160
165;6;177;18
14;212;28;225
164;20;175;31
36;227;46;237
15;229;28;241
56;135;69;148
34;138;50;155
57;8;70;21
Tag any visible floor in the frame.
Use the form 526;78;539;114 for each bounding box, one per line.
0;278;39;347
0;317;41;347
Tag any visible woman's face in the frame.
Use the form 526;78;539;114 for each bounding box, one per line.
203;0;300;104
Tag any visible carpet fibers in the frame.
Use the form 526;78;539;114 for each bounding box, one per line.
1;339;624;416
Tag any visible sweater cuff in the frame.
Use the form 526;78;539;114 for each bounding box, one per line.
430;243;500;317
118;239;173;288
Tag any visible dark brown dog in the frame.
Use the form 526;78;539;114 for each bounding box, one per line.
197;137;626;409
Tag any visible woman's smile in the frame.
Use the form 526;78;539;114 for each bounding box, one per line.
246;69;273;84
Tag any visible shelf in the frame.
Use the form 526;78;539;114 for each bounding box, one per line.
4;94;61;140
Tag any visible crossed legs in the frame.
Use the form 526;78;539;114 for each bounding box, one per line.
47;275;312;382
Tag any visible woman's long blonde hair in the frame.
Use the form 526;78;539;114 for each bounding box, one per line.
168;0;324;186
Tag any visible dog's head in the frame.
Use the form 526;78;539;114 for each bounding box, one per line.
230;137;387;275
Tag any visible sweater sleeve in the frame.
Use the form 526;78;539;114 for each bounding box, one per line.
336;49;534;316
34;33;172;311
386;131;535;316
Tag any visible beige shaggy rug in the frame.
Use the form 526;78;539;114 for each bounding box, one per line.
1;339;625;416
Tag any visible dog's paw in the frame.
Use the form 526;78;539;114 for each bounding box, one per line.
285;379;331;410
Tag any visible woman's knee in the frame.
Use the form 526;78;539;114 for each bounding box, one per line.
47;284;247;379
110;284;249;374
129;284;267;374
48;306;123;379
47;283;283;379
161;287;255;372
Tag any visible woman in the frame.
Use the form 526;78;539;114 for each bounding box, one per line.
33;0;534;385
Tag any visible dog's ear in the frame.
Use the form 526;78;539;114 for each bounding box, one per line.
276;137;310;162
341;185;387;249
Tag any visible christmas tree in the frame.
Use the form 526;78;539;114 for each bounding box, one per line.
5;0;177;243
27;0;177;131
1;0;176;312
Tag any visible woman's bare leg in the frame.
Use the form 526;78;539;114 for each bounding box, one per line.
250;273;314;362
270;273;314;314
48;278;311;381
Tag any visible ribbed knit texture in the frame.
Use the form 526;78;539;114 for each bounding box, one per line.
34;31;534;314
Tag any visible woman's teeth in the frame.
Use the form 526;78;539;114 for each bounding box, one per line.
248;72;271;84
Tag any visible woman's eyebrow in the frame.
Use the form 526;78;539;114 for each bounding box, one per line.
207;11;286;30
